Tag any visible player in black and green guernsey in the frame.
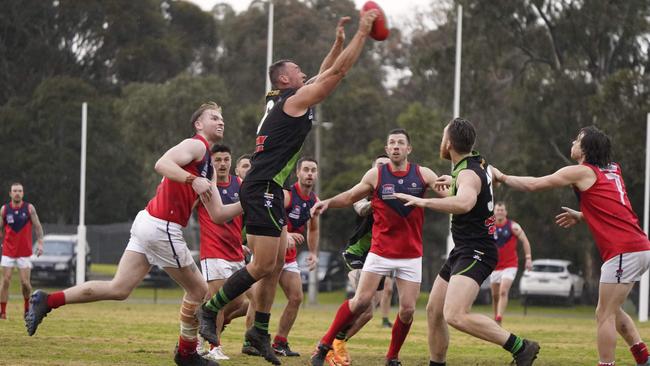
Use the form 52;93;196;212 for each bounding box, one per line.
395;118;540;366
197;10;380;366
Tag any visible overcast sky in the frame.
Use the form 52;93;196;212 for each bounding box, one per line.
186;0;433;28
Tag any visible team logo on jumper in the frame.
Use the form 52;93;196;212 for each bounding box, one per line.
222;189;228;195
381;184;396;199
289;205;301;219
398;179;404;185
264;200;273;208
6;214;14;224
472;249;485;262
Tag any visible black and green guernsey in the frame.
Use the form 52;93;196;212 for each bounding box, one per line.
246;88;314;186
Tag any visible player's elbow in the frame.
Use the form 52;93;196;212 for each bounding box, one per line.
153;158;165;175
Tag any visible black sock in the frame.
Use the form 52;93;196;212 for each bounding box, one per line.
205;267;256;312
254;311;271;333
503;333;525;355
429;361;446;366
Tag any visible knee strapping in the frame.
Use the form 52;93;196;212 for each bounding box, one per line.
179;296;200;340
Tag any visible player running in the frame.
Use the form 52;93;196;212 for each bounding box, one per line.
490;201;533;325
25;102;239;366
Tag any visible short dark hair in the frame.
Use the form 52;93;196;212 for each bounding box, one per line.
447;118;476;154
236;154;252;166
375;153;389;160
494;201;506;208
10;182;22;189
297;157;318;170
190;102;221;130
387;128;410;144
211;144;231;155
579;126;612;168
269;59;293;89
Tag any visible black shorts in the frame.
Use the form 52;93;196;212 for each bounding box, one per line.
438;245;498;286
240;180;287;238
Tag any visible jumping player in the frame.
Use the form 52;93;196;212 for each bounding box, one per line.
272;157;320;357
492;126;650;366
395;118;540;366
0;182;44;319
491;201;533;325
198;11;380;366
25;102;239;366
309;128;441;366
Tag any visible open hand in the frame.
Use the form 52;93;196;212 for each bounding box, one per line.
555;206;582;228
394;192;425;207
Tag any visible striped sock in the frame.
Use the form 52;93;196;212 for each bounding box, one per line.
503;333;525;355
254;311;270;333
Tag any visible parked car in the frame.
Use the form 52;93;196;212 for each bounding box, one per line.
31;234;91;286
143;249;200;287
519;259;585;305
298;250;346;292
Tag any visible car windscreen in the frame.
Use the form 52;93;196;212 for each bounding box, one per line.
531;264;564;273
39;241;74;256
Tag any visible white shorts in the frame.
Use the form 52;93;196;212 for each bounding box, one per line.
362;252;421;283
0;256;32;269
282;260;300;273
490;267;518;283
600;250;650;284
200;258;245;281
125;210;195;268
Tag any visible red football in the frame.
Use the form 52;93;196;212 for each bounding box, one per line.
361;1;389;41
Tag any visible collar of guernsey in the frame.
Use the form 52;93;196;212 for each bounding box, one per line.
450;151;482;196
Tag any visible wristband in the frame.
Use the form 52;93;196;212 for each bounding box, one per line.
185;175;198;185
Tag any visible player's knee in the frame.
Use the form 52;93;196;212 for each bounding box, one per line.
351;297;372;313
250;261;275;278
287;290;303;306
443;307;465;329
399;305;415;322
499;289;509;298
20;281;31;291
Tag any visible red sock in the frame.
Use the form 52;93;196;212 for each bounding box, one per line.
386;314;412;360
631;342;649;364
274;335;287;345
46;291;66;309
321;300;356;346
1;302;6;314
495;315;502;323
24;298;29;313
178;336;197;357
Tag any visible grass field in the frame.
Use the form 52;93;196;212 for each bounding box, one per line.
1;268;649;365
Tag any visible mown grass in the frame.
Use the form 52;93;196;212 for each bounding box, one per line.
1;267;648;365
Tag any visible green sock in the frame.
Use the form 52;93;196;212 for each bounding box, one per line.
503;334;525;355
205;288;230;312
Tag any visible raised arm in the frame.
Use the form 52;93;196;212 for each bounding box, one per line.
512;221;532;270
311;168;377;217
284;10;378;116
316;17;351;77
492;165;595;192
394;169;481;215
29;204;44;256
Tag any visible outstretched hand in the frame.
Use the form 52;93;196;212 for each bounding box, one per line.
358;9;379;36
555;206;582;228
310;200;330;217
394;192;425;207
335;16;351;43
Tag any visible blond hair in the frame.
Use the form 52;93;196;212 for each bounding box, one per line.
190;102;222;130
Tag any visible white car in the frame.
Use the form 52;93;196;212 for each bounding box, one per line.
519;259;585;305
